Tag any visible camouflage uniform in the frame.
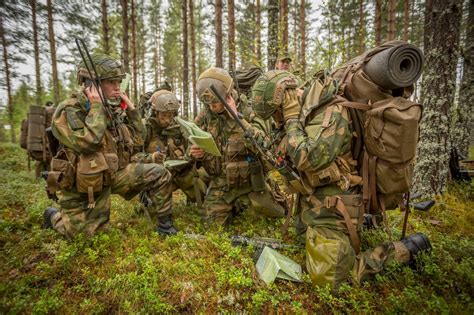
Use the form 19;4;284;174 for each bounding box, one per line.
252;70;429;290
45;54;172;239
195;67;287;227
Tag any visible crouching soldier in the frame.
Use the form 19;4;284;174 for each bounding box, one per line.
132;90;207;235
251;70;431;290
42;53;172;239
190;67;288;228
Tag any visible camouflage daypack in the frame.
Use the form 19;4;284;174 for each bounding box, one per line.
331;41;424;217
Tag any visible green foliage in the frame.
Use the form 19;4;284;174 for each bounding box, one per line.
0;143;473;313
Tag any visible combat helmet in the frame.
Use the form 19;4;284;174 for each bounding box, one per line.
76;53;125;85
149;90;180;113
251;70;298;120
196;67;233;104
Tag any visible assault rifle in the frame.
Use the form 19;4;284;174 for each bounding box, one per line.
208;84;311;195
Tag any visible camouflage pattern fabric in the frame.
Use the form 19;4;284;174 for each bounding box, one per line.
194;107;287;227
49;91;172;238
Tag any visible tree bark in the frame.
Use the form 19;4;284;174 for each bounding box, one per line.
299;0;305;78
387;0;396;41
358;0;365;54
215;0;223;68
255;0;261;65
121;0;130;79
228;0;236;72
267;0;279;70
189;0;197;117
280;0;288;53
182;0;189;118
101;0;110;54
131;0;137;102
403;0;410;42
0;13;15;143
414;0;462;195
423;0;433;53
31;0;42;106
375;0;382;45
452;0;473;158
140;1;145;95
47;0;60;106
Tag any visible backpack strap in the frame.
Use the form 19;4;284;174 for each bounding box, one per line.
325;196;361;253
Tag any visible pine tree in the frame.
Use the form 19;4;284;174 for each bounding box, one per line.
300;0;306;77
227;0;236;72
101;0;110;54
121;0;130;77
31;0;42;106
189;0;197;117
46;0;59;106
215;0;223;68
268;0;279;69
182;0;189;118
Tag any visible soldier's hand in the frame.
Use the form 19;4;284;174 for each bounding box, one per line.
282;89;301;120
225;95;238;117
189;144;205;159
84;85;103;104
152;151;166;164
120;92;136;110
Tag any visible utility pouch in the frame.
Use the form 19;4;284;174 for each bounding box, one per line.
226;162;240;188
45;171;62;197
104;153;119;185
76;152;108;208
238;161;250;187
306;161;341;187
50;149;77;190
249;160;265;192
226;137;246;159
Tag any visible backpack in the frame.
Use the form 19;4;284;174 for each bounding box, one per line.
330;41;423;216
21;105;54;162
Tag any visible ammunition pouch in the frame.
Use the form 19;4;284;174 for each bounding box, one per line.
225;161;250;189
46;149;77;194
225;137;246;160
76;152;109;208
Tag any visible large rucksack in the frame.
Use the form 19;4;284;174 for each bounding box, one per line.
333;41;423;217
20;105;54;162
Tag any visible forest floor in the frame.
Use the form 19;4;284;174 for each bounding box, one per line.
0;143;473;313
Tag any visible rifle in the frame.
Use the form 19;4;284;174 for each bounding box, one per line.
208;84;311;195
184;233;302;251
74;38;122;140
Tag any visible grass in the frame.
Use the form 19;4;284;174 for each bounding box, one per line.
0;143;473;313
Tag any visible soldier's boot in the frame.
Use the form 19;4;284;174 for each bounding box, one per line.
42;207;58;229
362;214;383;230
156;214;178;236
401;233;432;266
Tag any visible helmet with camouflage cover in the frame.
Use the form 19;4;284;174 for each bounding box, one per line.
196;67;233;104
149;90;180;113
251;70;298;120
76;53;125;85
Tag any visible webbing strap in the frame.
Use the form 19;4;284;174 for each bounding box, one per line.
332;196;361;253
340;101;372;111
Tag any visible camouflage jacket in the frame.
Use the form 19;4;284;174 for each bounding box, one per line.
194;105;270;176
51;91;144;169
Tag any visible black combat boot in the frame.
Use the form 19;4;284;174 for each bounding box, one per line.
42;207;58;229
401;233;432;266
362;214;383;230
156;214;178;236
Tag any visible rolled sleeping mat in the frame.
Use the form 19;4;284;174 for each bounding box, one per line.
363;43;424;90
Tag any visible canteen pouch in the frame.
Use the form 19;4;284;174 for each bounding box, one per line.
76;152;108;195
238;160;250;187
249;160;265;192
50;149;77;190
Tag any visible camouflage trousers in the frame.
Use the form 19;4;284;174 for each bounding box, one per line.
203;175;287;228
144;167;207;217
298;193;410;290
51;162;172;239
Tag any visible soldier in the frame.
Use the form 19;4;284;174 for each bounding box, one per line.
275;54;292;71
133;90;206;235
190;67;287;228
42;53;172;239
137;81;173;119
251;70;431;290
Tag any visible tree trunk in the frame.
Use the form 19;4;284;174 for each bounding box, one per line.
47;0;60;106
182;0;189;119
413;0;462;196
121;0;130;79
140;1;145;95
423;0;433;53
0;13;15;143
299;0;305;78
31;0;42;106
280;0;288;53
267;0;279;70
215;0;223;68
452;0;473;158
189;0;197;117
403;0;410;41
131;0;137;102
375;0;382;45
358;0;365;54
228;0;236;72
101;0;110;54
255;0;261;65
387;0;396;41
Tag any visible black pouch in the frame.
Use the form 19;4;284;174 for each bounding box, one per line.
249;161;265;192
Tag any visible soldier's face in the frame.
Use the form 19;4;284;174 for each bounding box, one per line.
101;79;121;100
276;60;291;71
157;111;174;128
209;102;225;114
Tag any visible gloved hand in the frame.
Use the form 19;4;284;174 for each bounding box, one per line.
152;151;166;164
282;89;301;121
